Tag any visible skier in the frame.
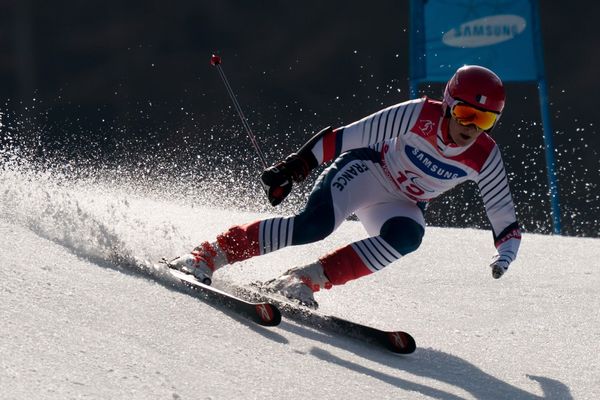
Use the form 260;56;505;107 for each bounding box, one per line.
168;65;521;308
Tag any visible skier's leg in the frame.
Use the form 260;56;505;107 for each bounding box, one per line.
320;215;425;285
266;199;425;306
214;150;380;261
321;199;425;285
170;150;379;282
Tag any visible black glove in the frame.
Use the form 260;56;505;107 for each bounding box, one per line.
490;258;510;279
261;126;331;206
261;154;311;206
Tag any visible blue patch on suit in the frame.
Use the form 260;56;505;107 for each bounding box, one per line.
405;145;467;180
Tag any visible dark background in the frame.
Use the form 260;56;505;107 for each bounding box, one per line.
1;1;599;236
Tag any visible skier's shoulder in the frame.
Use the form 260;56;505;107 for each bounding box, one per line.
402;97;445;124
375;97;444;123
394;97;444;139
394;96;439;110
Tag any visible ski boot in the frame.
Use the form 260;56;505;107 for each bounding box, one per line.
263;261;332;309
166;242;227;285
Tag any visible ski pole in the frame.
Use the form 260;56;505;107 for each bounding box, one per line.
210;54;268;170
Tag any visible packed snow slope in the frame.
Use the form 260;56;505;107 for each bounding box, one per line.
1;163;599;400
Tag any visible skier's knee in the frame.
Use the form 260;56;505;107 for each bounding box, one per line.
293;206;334;245
291;205;335;245
379;217;424;255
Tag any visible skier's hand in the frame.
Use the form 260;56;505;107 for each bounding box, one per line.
490;259;509;279
261;154;310;206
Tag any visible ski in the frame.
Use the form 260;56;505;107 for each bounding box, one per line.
169;269;281;327
163;262;414;352
321;314;416;355
231;285;416;354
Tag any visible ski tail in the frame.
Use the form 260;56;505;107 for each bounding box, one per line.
169;269;281;327
233;283;416;354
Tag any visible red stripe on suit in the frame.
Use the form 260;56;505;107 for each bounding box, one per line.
322;129;339;163
320;244;372;285
217;221;260;263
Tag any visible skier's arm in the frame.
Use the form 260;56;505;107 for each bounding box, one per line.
260;126;330;206
261;99;423;206
305;98;424;165
476;146;522;278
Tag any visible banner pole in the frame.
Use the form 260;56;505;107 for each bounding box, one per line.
537;78;562;234
532;0;562;234
408;0;424;99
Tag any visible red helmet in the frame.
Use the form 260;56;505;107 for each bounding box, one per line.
443;65;505;114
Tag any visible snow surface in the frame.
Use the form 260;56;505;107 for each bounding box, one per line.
1;164;599;400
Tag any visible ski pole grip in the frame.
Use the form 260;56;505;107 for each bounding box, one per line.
210;54;222;66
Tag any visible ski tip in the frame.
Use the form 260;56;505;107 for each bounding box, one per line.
254;303;282;326
386;331;417;354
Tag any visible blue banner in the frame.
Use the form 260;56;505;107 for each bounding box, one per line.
413;0;537;82
409;0;562;233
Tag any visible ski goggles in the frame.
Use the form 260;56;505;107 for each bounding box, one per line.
451;102;499;131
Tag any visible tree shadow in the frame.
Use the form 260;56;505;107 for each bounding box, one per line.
281;322;572;400
310;347;464;400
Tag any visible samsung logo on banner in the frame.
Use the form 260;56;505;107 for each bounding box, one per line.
442;15;527;48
